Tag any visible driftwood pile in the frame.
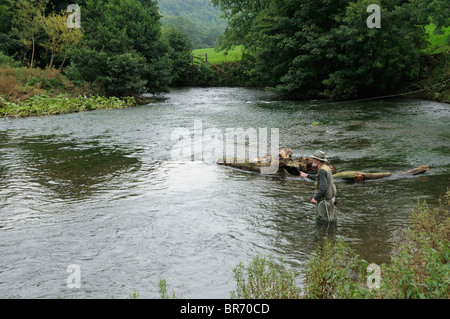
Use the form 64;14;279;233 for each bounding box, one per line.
218;147;429;182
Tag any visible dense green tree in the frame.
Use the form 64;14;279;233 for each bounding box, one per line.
415;0;450;30
0;1;23;57
163;27;194;86
66;0;172;97
39;10;83;69
213;0;448;99
9;0;49;68
44;0;87;13
319;0;428;98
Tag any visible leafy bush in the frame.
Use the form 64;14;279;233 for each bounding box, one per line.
376;202;449;299
67;0;172;97
163;27;194;86
193;63;223;87
303;237;369;299
0;51;20;67
230;255;302;299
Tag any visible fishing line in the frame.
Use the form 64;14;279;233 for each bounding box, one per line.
309;77;450;107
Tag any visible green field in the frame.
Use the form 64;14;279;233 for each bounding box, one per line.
192;46;243;65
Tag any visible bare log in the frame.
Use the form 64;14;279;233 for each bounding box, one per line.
333;165;429;181
397;165;430;176
217;157;266;173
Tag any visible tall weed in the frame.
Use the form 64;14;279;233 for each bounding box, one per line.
0;65;75;102
230;255;302;299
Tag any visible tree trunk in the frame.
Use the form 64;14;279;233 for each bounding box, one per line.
31;36;36;68
332;165;429;182
49;49;55;69
59;54;67;71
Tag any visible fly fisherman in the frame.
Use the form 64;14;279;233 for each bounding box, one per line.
300;150;337;223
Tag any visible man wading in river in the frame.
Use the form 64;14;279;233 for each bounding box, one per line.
300;150;337;223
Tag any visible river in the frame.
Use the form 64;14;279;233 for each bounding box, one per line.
0;87;449;298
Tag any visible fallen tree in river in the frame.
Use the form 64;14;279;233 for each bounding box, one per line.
218;148;429;182
332;165;429;181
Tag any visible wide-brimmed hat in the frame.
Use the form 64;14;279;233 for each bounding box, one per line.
310;150;327;162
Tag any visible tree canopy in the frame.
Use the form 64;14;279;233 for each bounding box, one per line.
213;0;449;99
66;0;172;97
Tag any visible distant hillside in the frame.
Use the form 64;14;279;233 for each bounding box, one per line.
158;0;226;48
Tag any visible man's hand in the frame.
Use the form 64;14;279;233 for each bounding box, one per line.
311;198;317;204
300;171;308;179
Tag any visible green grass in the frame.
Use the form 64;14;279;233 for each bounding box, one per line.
192;46;243;65
424;23;450;54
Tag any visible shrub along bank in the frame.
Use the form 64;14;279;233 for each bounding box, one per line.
0;62;139;118
0;94;136;118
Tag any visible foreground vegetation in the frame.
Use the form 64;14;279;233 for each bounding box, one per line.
231;191;449;299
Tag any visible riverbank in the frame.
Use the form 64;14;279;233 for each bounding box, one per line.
188;52;450;103
0;64;146;118
1;52;448;119
0;94;138;118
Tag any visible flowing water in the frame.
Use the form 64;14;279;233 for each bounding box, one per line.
0;87;448;298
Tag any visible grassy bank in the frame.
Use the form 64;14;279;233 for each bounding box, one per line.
0;94;137;118
0;63;140;118
231;190;449;299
